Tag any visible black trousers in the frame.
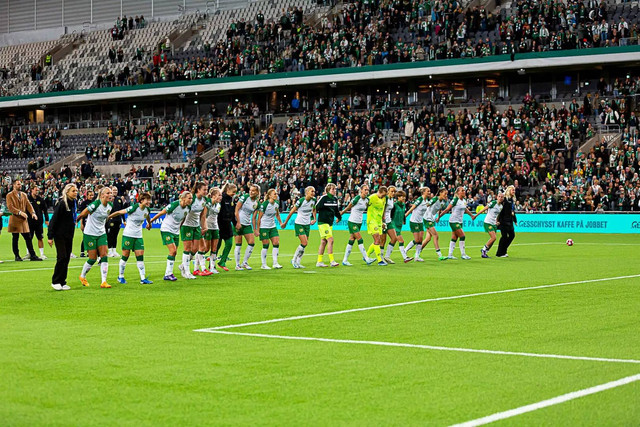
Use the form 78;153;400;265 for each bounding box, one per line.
12;232;36;257
107;223;121;248
52;235;74;285
496;225;515;256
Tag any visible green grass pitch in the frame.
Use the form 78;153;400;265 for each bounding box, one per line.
0;229;638;425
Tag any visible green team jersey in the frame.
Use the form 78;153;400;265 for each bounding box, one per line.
205;197;221;230
122;203;150;238
348;195;368;224
448;196;467;223
85;200;113;237
237;193;259;226
423;197;445;222
258;200;279;229
160;200;190;235
484;200;503;225
409;196;428;223
294;197;316;225
383;197;394;223
391;201;406;229
183;195;207;228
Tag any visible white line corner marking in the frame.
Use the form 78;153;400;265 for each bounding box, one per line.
449;373;640;427
195;273;640;332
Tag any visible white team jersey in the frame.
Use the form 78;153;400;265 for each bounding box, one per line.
160;200;190;235
409;197;429;223
294;197;316;225
123;204;150;238
449;197;467;223
84;200;112;237
183;196;207;228
206;200;221;230
484;200;503;225
237;193;259;226
424;197;445;222
348;195;368;224
259;200;279;229
383;197;394;223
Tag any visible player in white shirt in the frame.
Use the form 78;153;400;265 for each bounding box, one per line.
473;192;504;258
421;188;449;261
256;189;284;269
282;186;316;269
403;187;431;262
149;191;192;281
181;182;209;278
108;192;153;285
234;184;261;270
76;187;114;288
339;184;370;266
437;186;475;260
381;186;397;264
203;187;222;273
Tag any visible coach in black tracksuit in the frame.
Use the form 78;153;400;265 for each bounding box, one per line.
28;186;49;259
496;186;517;257
106;188;127;256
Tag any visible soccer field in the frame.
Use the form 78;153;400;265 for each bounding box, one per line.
0;230;638;425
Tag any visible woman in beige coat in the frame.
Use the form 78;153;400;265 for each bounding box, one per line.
6;180;41;261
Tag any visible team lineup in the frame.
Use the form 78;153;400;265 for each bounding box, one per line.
70;182;517;288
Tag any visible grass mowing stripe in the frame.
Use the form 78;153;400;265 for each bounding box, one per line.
201;330;640;365
450;373;640;427
195;273;640;331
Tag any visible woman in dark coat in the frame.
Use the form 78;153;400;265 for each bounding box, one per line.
496;185;517;258
47;184;78;291
216;183;237;271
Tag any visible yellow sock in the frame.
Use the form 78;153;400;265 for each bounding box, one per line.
367;243;375;257
374;245;382;262
317;255;323;263
329;253;335;262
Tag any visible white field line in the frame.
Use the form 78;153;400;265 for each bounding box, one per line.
195;273;640;332
0;242;561;273
200;330;640;365
450;373;640;427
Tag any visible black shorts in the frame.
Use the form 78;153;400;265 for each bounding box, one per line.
218;221;233;240
30;222;44;240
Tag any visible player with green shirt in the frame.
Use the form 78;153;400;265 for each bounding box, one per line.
76;187;114;288
474;192;504;258
365;186;388;266
204;187;222;273
256;189;284;269
149;191;192;281
437;186;475;260
282;186;316;269
108;192;153;285
339;184;370;266
421;188;449;261
234;184;261;270
385;190;413;263
403;187;431;262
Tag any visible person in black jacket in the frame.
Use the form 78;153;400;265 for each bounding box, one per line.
496;185;517;257
315;183;342;267
47;184;78;291
216;183;237;271
78;189;95;257
28;186;49;260
107;186;127;257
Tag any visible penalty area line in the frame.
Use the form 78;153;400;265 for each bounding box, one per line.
198;330;640;365
449;373;640;426
195;273;640;331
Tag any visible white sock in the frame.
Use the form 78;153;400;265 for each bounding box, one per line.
415;244;422;258
81;261;93;278
234;245;242;266
100;261;108;283
165;259;174;276
137;261;146;280
295;245;305;264
343;243;353;262
182;253;191;270
436;249;442;257
399;243;407;258
385;244;394;258
244;244;254;264
119;259;127;277
459;239;466;255
405;240;415;252
449;240;456;256
261;248;268;266
272;246;279;264
357;243;367;258
199;253;207;271
209;254;216;271
39;247;45;257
